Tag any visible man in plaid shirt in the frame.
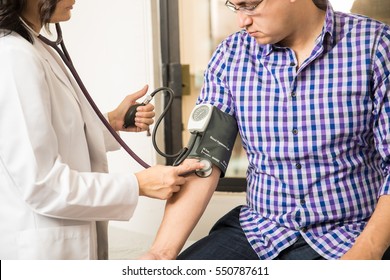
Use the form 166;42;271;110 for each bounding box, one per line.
142;0;390;260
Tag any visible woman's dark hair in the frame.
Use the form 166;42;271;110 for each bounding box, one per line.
0;0;58;43
312;0;328;11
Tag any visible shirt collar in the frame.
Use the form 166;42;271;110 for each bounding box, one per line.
319;1;335;47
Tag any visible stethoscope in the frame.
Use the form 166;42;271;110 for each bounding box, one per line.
38;23;212;177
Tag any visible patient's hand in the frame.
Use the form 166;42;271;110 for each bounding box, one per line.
138;251;175;260
340;236;384;260
138;252;159;260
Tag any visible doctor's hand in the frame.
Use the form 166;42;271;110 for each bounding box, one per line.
135;161;204;200
108;85;155;132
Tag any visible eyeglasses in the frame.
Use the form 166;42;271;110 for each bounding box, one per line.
224;0;264;15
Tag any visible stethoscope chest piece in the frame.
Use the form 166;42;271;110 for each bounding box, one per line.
195;158;212;178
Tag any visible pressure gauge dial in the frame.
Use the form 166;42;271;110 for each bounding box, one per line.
192;105;211;121
188;104;213;133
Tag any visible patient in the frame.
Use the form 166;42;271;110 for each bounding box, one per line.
141;0;390;260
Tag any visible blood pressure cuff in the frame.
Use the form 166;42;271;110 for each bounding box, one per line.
188;106;238;177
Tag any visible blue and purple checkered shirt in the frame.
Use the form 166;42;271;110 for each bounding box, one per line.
198;4;390;259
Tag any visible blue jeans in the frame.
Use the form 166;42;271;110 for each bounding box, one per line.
177;206;325;260
178;206;390;260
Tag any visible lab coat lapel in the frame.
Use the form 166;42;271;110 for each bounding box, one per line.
80;102;109;173
66;66;109;174
34;39;82;106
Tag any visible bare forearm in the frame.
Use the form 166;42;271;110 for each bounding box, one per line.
358;195;390;253
147;169;221;259
342;194;390;259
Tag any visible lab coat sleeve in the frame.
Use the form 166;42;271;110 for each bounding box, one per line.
102;113;121;152
0;38;138;221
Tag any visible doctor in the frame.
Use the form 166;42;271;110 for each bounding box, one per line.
0;0;203;260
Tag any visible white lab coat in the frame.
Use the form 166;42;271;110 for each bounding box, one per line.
0;30;139;259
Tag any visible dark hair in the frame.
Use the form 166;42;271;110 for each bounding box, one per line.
0;0;58;43
312;0;328;11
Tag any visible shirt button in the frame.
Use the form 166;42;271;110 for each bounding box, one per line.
301;227;308;233
290;62;296;67
291;91;297;98
292;129;298;135
300;199;306;205
296;163;302;169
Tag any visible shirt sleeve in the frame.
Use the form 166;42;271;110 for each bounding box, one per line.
198;35;237;116
371;25;390;196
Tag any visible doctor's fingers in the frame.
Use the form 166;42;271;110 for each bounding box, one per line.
137;179;181;200
128;85;149;102
134;118;154;132
161;164;204;185
174;161;205;177
135;104;155;120
160;164;203;187
134;114;154;124
147;184;181;200
137;103;155;113
136;165;183;199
